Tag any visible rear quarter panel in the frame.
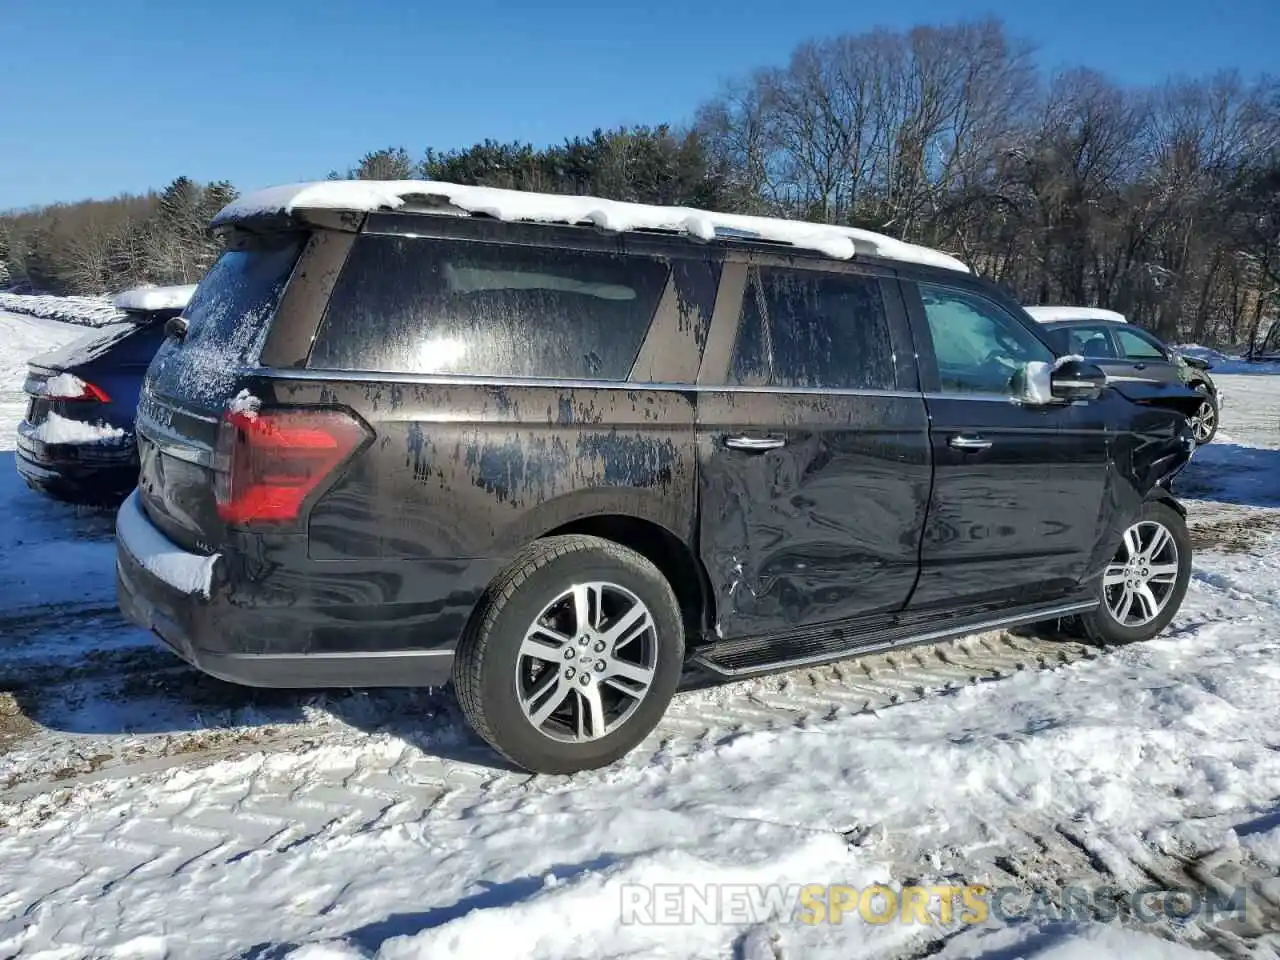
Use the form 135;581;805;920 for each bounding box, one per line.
258;376;698;563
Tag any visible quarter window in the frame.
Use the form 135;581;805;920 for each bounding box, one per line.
726;267;896;390
309;235;671;380
918;284;1053;395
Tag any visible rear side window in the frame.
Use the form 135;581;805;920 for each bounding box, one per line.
309;236;671;380
147;233;305;405
726;267;896;390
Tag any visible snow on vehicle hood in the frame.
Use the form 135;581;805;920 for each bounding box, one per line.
212;180;971;273
112;284;197;313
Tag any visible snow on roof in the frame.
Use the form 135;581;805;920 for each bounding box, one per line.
213;180;970;273
112;284;197;313
1025;305;1128;324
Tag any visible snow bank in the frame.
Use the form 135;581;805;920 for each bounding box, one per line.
0;292;123;327
112;284;197;313
24;411;125;445
1025;305;1128;324
115;490;219;598
213;180;971;273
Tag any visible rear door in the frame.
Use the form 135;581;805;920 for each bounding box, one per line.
695;261;931;639
136;231;308;551
905;281;1109;610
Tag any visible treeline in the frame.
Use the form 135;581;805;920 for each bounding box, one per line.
3;18;1277;349
0;177;235;296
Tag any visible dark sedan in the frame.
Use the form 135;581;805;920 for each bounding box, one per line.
16;284;195;504
1025;306;1222;444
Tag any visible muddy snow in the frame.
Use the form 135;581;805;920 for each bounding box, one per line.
0;309;1277;959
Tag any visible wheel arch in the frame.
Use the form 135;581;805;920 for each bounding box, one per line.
540;513;716;643
1145;485;1187;520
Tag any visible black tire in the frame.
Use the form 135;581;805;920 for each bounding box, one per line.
1190;384;1219;444
1078;500;1192;646
452;534;684;774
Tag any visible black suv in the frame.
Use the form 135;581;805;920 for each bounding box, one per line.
115;182;1201;774
1025;307;1222;444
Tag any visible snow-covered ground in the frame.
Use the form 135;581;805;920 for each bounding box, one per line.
1;309;1278;959
0;292;123;328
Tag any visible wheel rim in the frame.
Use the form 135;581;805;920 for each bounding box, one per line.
1103;520;1180;627
1191;400;1216;442
515;581;658;743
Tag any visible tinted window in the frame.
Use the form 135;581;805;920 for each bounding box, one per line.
1114;327;1165;360
310;236;670;380
111;318;170;365
919;283;1053;395
729;276;771;386
148;233;305;405
726;267;896;390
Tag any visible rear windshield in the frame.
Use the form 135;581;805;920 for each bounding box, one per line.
147;233;305;406
308;235;670;380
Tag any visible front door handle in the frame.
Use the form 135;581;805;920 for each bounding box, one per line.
1133;363;1146;370
948;435;992;451
724;435;787;452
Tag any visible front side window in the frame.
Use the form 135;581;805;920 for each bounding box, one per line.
919;283;1053;395
1114;327;1166;360
725;267;896;390
310;236;671;380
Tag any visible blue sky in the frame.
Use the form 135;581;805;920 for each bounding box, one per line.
1;0;1276;210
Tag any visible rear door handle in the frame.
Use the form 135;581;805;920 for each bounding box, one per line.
1133;363;1146;370
724;435;787;452
948;435;992;451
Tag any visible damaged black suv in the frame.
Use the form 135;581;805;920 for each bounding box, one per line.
116;181;1202;774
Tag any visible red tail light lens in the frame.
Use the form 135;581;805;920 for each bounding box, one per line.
213;408;370;526
41;374;110;402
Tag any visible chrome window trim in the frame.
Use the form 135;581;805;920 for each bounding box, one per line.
252;366;1065;405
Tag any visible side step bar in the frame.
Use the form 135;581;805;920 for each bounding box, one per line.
691;596;1099;679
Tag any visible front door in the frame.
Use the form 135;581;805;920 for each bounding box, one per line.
903;281;1110;611
694;262;931;640
1107;326;1184;387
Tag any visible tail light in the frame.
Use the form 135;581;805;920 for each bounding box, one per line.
213;407;370;526
40;373;110;402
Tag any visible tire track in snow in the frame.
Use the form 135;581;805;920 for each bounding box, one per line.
3;626;1104;804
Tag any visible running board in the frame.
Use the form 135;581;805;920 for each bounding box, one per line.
691;597;1099;679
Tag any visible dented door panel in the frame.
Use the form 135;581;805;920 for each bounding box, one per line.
696;390;931;639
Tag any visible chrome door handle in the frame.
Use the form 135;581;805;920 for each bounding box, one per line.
948;435;992;451
724;435;787;452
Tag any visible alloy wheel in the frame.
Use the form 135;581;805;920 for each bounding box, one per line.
1102;521;1180;627
1191;400;1216;443
515;581;658;743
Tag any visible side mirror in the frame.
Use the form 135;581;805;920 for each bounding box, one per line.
1050;359;1107;402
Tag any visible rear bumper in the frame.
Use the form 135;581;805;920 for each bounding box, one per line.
114;491;457;689
15;426;138;504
